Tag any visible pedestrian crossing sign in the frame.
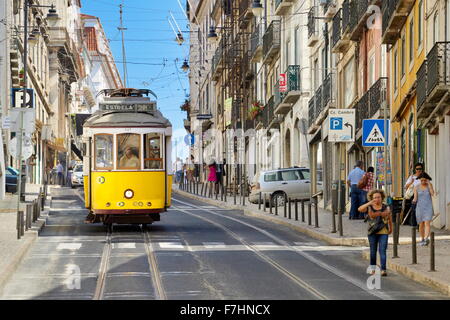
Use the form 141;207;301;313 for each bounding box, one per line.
362;119;390;147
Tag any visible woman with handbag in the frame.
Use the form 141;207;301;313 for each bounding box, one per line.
402;163;424;226
412;172;435;246
359;189;393;276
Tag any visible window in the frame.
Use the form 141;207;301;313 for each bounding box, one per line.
314;58;319;90
409;114;415;163
394;49;398;92
409;19;414;65
401;129;406;189
418;0;423;48
344;58;355;107
285;39;290;69
294;27;300;65
94;134;113;170
368;53;376;87
299;169;311;180
264;172;279;182
401;34;406;78
144;133;163;170
117;133;141;170
281;170;300;181
433;13;439;44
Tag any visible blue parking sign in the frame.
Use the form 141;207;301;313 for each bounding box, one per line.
330;117;343;130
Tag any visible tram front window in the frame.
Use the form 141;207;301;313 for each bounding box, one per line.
94;135;113;170
144;133;163;170
117;133;141;169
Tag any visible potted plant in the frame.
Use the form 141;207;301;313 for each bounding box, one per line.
248;101;263;120
180;99;190;112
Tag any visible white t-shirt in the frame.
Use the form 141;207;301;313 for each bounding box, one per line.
405;175;421;189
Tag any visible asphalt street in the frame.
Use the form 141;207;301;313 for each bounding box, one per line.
0;187;447;300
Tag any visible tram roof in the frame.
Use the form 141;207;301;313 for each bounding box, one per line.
83;110;171;128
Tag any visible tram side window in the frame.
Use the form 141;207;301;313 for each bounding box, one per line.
94;135;113;170
144;133;163;170
117;133;141;170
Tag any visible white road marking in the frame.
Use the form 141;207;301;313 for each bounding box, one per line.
158;242;184;249
202;242;226;249
294;241;321;246
112;242;136;249
56;243;82;250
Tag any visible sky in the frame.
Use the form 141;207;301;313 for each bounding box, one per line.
81;0;191;162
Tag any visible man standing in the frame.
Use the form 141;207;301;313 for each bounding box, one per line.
56;161;64;186
347;160;365;220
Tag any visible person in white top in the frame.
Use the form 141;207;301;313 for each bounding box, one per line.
405;163;424;191
403;163;424;226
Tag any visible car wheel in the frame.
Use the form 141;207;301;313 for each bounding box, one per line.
272;192;286;207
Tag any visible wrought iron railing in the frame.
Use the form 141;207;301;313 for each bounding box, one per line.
250;24;262;57
212;37;224;73
308;97;316;129
239;0;250;17
323;0;333;14
416;60;427;108
263;96;275;128
426;42;450;95
342;0;351;33
284;65;301;92
332;8;342;48
382;0;399;36
308;6;316;39
315;85;323;118
322;73;333;109
263;20;281;58
355;77;388;131
274;81;286;107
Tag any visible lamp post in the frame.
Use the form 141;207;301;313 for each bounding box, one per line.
16;1;58;212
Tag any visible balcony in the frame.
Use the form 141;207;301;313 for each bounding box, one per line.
332;9;350;53
211;41;224;81
250;24;263;63
355;77;388;132
275;0;294;16
241;50;254;82
263;96;280;129
239;0;253;29
307;6;318;47
263;20;281;65
348;0;381;41
323;0;337;21
274;65;303;115
245;119;255;131
184;119;191;131
416;42;450;124
307;74;336;134
382;0;416;45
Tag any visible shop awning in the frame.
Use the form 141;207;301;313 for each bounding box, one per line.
71;142;83;161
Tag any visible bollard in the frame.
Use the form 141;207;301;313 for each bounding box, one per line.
17;210;21;240
40;187;45;211
314;197;319;228
37;196;41;219
242;184;245;206
263;194;267;212
288;198;292;220
20;211;24;236
269;194;273;214
275;195;278;216
26;204;32;231
258;192;262;210
283;194;287;218
32;200;37;222
301;199;305;222
411;227;417;264
200;182;204;196
308;200;312;226
392;215;399;258
338;204;343;237
331;207;337;234
294;200;298;221
429;232;435;272
221;184;224;202
224;184;227;202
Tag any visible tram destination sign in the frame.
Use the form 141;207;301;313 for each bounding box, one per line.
99;102;156;112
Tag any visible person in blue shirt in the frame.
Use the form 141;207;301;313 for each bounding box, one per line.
347;160;366;220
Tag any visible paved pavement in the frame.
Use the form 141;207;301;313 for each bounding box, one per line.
0;187;447;300
173;184;450;297
0;184;50;291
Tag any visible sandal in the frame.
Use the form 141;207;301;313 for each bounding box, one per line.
381;271;387;277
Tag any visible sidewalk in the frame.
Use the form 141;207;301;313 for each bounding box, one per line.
0;184;52;293
173;185;450;297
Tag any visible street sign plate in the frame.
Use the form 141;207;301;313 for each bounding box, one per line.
12;88;34;108
9;108;36;134
328;109;355;142
2;116;11;129
197;114;213;120
8;135;33;160
184;134;195;146
279;73;287;92
362;119;390;147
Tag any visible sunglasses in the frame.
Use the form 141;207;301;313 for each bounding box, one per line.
415;168;423;170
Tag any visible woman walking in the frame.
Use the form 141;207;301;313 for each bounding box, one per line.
359;189;393;276
207;160;218;196
403;163;424;225
412;172;435;246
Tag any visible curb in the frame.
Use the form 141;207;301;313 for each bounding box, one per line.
173;188;450;297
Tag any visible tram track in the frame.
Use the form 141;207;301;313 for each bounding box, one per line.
93;227;166;300
171;202;329;300
172;197;393;300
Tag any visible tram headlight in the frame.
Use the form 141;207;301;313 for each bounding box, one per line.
117;202;125;207
124;189;134;199
106;202;111;207
147;202;152;207
138;202;143;207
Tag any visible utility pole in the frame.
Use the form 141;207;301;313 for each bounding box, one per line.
118;3;128;87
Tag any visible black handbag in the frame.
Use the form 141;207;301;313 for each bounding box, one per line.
367;216;387;235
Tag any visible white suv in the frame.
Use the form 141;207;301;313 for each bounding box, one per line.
249;167;323;206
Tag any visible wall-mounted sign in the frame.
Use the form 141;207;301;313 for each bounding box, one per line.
196;114;213;120
279;73;287;92
328;109;355;142
99;102;156;112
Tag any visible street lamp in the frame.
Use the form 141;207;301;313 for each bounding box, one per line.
181;59;189;72
207;26;218;42
46;5;59;21
175;32;184;45
251;0;264;17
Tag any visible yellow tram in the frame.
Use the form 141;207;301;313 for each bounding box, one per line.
82;88;172;228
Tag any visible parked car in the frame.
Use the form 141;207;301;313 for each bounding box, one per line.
71;164;84;188
249;167;323;206
5;167;19;193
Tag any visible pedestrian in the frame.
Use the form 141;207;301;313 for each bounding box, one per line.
358;189;393;277
402;163;424;226
347;160;366;220
173;157;183;183
412;172;435;246
56;161;64;186
358;166;375;217
207;159;217;195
